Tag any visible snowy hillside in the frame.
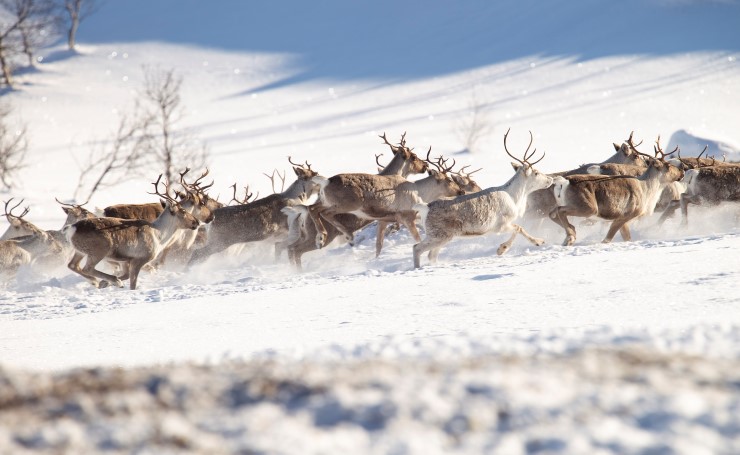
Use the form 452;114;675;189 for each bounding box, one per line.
1;0;740;453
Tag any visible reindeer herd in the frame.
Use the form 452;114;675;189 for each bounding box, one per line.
1;130;739;290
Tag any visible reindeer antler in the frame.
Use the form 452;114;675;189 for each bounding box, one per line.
454;165;483;177
230;183;257;204
652;135;678;161
626;131;644;152
375;153;386;170
503;129;545;167
148;175;179;205
55;197;89;209
288;156;312;172
263;169;286;194
4;198;29;220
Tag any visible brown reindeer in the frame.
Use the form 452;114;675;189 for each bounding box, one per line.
413;129;553;268
525;132;648;221
278;133;432;267
549;137;684;245
66;176;200;289
307;146;464;251
188;158;322;266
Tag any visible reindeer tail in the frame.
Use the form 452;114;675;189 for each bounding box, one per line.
413;203;430;227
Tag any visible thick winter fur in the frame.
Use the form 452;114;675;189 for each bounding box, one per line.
280;149;431;268
678;164;740;225
309;170;464;251
188;166;321;266
526;142;647;220
548;160;684;245
67;202;200;289
103;202;166;221
589;162;684;213
413;163;553;268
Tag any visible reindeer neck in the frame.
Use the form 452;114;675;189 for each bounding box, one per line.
499;170;532;205
379;154;409;176
280;178;310;201
151;211;184;244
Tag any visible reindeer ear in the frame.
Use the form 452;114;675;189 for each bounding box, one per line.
62;207;72;215
511;162;522;171
620;143;631;155
613;143;621;152
293;166;302;177
160;199;167;208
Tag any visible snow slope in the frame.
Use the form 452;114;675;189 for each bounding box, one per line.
1;0;740;453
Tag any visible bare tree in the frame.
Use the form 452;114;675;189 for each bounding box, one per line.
454;88;493;154
142;66;207;183
60;0;96;51
0;102;28;190
73;102;154;201
17;0;56;66
0;0;31;87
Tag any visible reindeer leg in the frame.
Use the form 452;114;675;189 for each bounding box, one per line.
603;218;631;243
68;252;100;287
307;205;329;248
319;211;356;246
618;222;632;241
550;208;577;246
128;258;150;290
398;210;422;242
496;223;525;255
680;194;700;226
375;221;388;257
81;253;124;288
656;199;681;227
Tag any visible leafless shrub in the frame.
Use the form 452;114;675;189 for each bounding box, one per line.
0;102;28;191
73;103;154;201
454;88;493;154
142;66;208;183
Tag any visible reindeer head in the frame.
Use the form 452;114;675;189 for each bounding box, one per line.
636;136;685;183
150;175;202;230
288;156;322;200
424;149;465;197
613;131;648;166
504;129;553;191
1;198;43;240
379;132;429;175
178;168;222;218
451;165;483;193
56;198;95;226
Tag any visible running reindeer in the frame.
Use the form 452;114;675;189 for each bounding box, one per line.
549;136;684;245
66;175;202;289
412;129;553;268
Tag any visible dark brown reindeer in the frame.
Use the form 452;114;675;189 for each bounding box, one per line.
549;137;684;245
188;158;322;266
66;176;200;290
413;129;553;268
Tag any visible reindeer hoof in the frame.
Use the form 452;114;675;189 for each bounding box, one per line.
97;280;109;289
563;235;575;246
534;238;545;247
497;244;510;255
315;234;325;249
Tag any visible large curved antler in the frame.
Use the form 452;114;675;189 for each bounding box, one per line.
55;197;89;209
4;198;29;220
503;128;544;167
148;174;179;205
652;135;678;161
288;156;313;172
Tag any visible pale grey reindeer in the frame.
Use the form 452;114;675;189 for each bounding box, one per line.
66;176;201;289
549;137;684;246
188;158;322;266
675;157;740;225
413;129;553;268
0;200;63;275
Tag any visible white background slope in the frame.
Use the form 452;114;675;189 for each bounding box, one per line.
0;1;739;452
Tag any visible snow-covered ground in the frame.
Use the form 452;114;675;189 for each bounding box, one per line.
1;0;740;453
